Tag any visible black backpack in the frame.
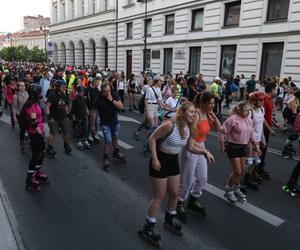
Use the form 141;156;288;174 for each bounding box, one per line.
138;94;145;114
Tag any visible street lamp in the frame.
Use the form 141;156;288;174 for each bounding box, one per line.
40;25;48;62
137;0;148;73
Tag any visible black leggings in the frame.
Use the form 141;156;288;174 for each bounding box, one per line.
28;134;46;172
16;115;26;141
289;160;300;185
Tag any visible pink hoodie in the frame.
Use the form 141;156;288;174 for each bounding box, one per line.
219;114;255;145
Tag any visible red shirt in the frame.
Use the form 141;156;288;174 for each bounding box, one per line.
264;96;273;126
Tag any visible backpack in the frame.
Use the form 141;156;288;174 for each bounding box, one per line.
230;82;238;93
18;104;29;130
143;122;175;156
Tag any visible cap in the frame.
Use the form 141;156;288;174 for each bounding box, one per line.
95;73;102;78
214;76;221;82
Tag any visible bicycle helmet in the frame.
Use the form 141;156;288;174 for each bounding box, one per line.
249;91;265;102
27;84;42;98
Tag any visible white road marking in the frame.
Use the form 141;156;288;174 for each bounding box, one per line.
118;115;141;124
204;183;285;227
97;131;134;150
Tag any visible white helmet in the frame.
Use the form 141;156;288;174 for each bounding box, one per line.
214;76;221;82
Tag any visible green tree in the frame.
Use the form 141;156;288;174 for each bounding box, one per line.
0;45;46;62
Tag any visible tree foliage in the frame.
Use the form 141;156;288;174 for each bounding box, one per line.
0;45;46;62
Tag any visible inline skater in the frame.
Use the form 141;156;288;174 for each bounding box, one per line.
219;101;261;203
282;160;300;196
139;101;195;247
176;92;220;223
91;82;125;171
45;79;72;157
24;84;48;190
4;76;17;129
71;86;90;150
243;91;266;189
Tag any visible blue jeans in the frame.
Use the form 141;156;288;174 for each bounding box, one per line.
101;123;120;144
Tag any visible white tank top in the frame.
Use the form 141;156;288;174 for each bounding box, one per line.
160;124;190;154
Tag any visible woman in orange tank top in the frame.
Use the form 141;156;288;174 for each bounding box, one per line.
176;92;222;223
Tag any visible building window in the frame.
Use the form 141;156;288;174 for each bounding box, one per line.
165;14;175;34
267;0;290;22
189;47;201;75
92;0;96;14
81;0;85;16
260;42;284;80
53;5;58;23
62;2;66;21
127;22;133;39
191;9;204;31
220;45;237;78
70;0;75;19
145;19;152;37
143;49;151;70
224;1;241;27
104;0;108;11
164;48;173;74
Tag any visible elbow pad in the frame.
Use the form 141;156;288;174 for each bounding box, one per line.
30;119;38;129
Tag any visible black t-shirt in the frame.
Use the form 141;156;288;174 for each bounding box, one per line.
93;93;120;126
47;91;68;121
85;86;100;110
71;96;87;120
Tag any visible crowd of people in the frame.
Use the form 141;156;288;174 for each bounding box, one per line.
0;62;299;246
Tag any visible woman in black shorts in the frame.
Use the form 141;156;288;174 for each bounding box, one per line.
127;74;137;111
139;101;196;243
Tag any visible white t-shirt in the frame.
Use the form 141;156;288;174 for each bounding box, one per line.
165;97;180;118
117;81;126;90
240;79;246;88
141;85;149;95
250;107;265;142
145;86;162;103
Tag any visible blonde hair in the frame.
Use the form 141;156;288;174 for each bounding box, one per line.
230;101;250;116
173;101;195;139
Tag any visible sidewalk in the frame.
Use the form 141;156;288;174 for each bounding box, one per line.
0;179;23;250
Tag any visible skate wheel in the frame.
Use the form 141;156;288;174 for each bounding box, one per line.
163;222;183;237
137;231;161;249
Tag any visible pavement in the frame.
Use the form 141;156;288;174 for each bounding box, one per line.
0;100;300;250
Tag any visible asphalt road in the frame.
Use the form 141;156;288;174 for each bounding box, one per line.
0;109;300;250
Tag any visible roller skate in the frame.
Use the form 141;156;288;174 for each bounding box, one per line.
46;145;57;158
282;144;296;159
93;134;101;144
256;168;270;180
282;182;300;197
134;130;140;140
243;173;259;191
77;141;84;150
234;184;247;203
163;211;183;236
83;140;91;150
20;140;26;153
25;176;40;191
176;201;187;224
187;195;206;217
138;220;161;248
112;149;126;162
64;143;72;155
34;169;49;184
103;156;111;172
224;186;238;204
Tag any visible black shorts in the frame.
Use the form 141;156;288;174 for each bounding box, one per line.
48;119;69;135
149;150;180;178
226;143;247;159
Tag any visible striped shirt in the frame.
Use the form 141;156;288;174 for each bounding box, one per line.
160;124;190;154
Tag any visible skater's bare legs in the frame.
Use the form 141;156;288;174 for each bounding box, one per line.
228;158;245;186
148;178;167;217
166;175;180;211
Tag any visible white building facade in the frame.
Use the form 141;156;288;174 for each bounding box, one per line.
50;0;300;83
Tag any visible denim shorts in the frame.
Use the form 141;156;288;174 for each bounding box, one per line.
101;123;120;144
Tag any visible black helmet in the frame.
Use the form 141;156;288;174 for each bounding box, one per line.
27;84;41;98
55;79;66;88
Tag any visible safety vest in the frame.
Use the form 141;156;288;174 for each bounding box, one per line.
63;75;76;92
210;82;219;97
